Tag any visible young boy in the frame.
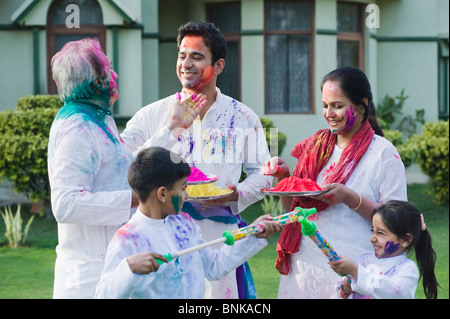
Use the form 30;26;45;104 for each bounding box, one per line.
95;147;279;298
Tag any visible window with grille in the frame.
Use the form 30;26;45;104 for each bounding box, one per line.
337;2;364;69
265;0;314;114
207;2;241;100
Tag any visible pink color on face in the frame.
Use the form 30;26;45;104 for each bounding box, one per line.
322;81;343;101
108;69;119;105
182;35;205;52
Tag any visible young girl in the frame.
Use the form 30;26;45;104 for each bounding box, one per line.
329;200;439;299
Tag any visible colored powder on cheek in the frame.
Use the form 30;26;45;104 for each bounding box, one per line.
171;195;182;214
272;176;322;192
384;241;400;256
191;65;214;90
343;105;357;132
186;183;232;197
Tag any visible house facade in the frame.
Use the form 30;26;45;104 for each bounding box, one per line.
0;0;448;171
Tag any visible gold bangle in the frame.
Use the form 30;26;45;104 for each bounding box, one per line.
352;194;362;210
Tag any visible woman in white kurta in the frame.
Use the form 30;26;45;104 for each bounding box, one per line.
48;38;136;298
277;136;406;298
263;67;407;298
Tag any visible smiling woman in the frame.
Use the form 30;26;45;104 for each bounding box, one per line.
263;67;408;299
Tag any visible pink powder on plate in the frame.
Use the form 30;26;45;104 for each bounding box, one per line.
187;166;209;182
272;176;322;192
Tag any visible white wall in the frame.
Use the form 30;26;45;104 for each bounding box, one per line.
0;31;35;110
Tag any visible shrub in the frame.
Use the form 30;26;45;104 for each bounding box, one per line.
377;89;425;138
377;90;425;168
413;120;449;206
16;94;63;111
260;117;287;157
383;129;419;168
1;204;35;248
0;95;61;204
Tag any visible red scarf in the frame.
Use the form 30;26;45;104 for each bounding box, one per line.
275;120;375;275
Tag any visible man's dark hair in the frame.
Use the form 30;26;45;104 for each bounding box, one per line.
177;21;227;65
128;147;190;203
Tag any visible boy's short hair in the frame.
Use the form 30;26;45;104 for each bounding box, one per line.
128;147;191;203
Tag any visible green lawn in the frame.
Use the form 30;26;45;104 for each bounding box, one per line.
0;183;448;299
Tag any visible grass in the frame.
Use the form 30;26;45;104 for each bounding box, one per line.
0;205;57;299
0;184;448;299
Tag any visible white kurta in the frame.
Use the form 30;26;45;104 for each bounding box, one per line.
94;210;267;299
48;105;134;298
121;88;273;214
334;253;419;299
120;89;272;298
278;135;407;299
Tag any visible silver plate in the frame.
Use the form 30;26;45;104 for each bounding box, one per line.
261;187;328;196
186;174;219;185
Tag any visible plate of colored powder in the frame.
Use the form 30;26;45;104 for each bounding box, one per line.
187;167;219;185
261;176;327;196
186;183;233;200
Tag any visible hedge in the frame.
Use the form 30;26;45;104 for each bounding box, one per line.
0;95;62;203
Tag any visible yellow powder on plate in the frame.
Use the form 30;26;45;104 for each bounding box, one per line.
187;183;232;197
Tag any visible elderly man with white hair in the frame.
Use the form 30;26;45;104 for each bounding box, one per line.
48;38;138;298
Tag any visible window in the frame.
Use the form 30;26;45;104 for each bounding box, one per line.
207;2;241;101
337;2;364;69
265;0;314;114
47;0;105;94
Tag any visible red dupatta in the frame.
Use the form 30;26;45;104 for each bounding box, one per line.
275;120;375;275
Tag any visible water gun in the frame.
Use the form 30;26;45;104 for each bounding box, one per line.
297;209;341;262
156;207;317;265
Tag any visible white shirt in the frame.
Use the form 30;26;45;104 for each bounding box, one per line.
120;88;273;215
346;252;419;299
278;135;408;299
48;105;134;298
94;209;267;299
